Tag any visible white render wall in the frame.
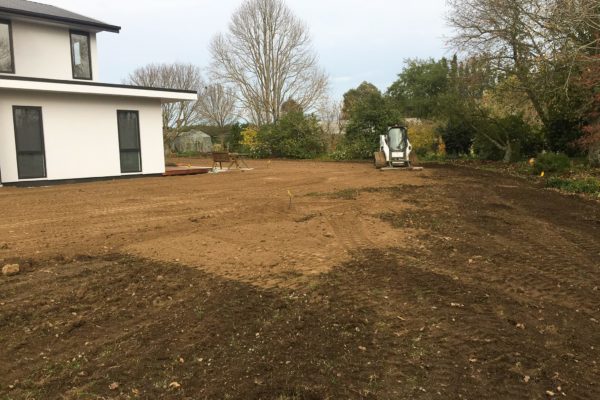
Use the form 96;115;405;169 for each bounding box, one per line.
0;19;99;81
0;90;165;184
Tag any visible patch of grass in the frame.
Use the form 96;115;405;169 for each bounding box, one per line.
419;154;477;163
546;177;600;196
419;153;450;162
362;185;421;196
305;189;360;200
307;185;415;201
194;305;204;320
329;189;360;200
360;187;392;194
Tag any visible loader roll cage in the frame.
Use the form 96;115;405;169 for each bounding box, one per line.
387;125;409;152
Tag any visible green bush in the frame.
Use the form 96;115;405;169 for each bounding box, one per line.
227;123;246;152
438;117;476;156
330;137;376;160
252;112;326;159
408;121;443;156
473;115;542;162
533;152;571;174
546;177;600;195
418;152;449;162
545;115;584;156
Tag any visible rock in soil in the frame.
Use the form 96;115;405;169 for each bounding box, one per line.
2;264;20;276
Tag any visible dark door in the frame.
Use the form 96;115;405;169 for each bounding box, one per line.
117;110;142;173
13;106;47;179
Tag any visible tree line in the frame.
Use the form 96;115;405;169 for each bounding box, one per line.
337;0;599;164
126;0;600;165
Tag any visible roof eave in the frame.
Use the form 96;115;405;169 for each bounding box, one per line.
0;7;121;33
0;75;198;103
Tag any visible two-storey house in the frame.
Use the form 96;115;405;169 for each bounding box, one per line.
0;0;196;185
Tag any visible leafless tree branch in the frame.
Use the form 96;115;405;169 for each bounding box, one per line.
126;63;204;148
209;0;329;125
197;84;238;128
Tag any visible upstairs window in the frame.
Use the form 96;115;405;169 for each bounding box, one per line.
70;31;92;80
0;20;14;73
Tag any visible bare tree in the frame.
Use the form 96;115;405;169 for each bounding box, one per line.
126;63;203;148
197;84;238;127
209;0;328;126
317;97;345;148
447;0;600;128
550;0;600;60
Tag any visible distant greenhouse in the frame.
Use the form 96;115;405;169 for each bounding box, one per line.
171;130;213;154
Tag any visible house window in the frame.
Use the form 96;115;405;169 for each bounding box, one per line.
0;20;14;73
117;111;142;173
70;31;92;80
13;107;47;179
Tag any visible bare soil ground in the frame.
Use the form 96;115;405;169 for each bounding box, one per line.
1;159;599;399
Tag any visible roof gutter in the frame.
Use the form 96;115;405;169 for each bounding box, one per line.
0;6;121;33
0;74;197;95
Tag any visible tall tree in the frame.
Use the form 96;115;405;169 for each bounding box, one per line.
387;58;450;119
126;63;203;147
342;82;381;120
576;56;600;164
317;97;344;146
343;83;402;141
197;84;238;128
447;0;600;135
209;0;328;125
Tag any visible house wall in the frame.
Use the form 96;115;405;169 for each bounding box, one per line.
0;90;164;184
0;19;99;81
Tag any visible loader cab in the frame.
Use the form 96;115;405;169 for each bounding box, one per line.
387;126;408;152
375;125;418;170
384;125;411;166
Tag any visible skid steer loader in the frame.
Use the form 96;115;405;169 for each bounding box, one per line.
374;125;422;171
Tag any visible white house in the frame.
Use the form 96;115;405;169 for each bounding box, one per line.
0;0;197;185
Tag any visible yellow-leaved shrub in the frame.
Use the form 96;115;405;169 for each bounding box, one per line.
407;121;445;156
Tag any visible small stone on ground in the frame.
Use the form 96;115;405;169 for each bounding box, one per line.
2;264;20;276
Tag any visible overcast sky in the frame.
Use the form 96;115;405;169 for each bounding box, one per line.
46;0;452;99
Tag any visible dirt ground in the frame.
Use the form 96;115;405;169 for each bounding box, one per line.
1;159;599;399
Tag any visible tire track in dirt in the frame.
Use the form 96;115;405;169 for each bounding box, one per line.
1;161;599;399
347;250;600;399
441;229;600;316
395;166;600;318
326;212;375;251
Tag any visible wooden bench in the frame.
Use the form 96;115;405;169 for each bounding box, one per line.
212;152;250;170
212;152;233;170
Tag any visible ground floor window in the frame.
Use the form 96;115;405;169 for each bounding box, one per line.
117;110;142;173
13;106;46;179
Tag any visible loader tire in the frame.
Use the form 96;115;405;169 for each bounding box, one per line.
374;152;386;169
409;151;419;166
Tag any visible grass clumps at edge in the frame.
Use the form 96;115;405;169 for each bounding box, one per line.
545;177;600;196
